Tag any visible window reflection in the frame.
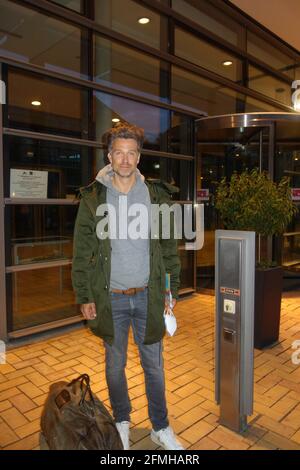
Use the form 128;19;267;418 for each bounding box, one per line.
172;0;243;47
247;31;295;79
94;36;167;102
249;66;291;107
7;69;90;137
172;66;242;115
179;250;194;290
170;113;194;156
6;205;77;266
0;0;88;79
50;0;83;13
245;96;278;113
8;265;77;331
94;0;161;50
139;156;193;200
175;28;242;84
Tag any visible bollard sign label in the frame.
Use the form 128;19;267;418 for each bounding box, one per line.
220;287;240;297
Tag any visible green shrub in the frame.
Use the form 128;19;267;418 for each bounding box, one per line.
215;169;297;237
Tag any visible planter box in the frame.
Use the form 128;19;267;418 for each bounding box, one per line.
254;266;283;349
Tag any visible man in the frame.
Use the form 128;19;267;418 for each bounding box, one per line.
72;123;183;450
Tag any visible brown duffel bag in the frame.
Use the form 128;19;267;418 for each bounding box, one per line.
40;373;123;450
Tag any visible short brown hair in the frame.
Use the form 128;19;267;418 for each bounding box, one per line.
104;123;144;152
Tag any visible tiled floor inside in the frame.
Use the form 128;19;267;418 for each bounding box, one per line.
1;292;300;450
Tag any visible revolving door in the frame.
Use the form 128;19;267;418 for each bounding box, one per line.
196;112;300;294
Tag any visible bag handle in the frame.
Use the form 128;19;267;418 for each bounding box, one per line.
68;374;95;405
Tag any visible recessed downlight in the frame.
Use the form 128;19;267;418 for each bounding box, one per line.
31;100;41;106
222;61;233;66
138;17;150;24
112;118;120;123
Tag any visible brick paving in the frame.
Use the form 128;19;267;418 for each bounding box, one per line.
0;293;300;450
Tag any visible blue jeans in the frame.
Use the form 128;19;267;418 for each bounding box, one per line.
104;288;169;432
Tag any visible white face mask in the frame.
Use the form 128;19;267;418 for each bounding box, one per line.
163;310;177;336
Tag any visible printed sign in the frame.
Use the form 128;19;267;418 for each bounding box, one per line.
10;169;48;198
197;189;209;201
292;188;300;201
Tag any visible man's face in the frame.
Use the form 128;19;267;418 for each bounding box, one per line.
108;138;140;178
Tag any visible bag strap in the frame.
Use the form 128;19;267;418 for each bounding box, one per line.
68;374;95;406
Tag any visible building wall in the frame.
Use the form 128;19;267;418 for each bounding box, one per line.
1;0;299;340
231;0;300;52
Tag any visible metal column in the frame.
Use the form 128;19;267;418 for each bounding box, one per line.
215;230;255;433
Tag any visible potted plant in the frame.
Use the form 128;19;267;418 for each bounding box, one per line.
215;169;297;349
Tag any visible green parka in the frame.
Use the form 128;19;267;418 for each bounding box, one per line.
71;179;181;345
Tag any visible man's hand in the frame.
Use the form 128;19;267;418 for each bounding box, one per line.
81;303;97;320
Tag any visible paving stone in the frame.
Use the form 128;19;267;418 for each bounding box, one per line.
0;421;19;447
0;294;299;451
18;383;44;399
9;394;37;414
1;407;29;429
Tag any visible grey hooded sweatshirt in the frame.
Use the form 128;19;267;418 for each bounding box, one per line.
96;164;151;290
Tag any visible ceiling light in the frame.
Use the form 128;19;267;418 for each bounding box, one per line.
222;61;233;66
138;17;150;24
112;118;120;123
31;100;41;106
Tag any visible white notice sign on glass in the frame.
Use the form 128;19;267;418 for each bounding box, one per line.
10;169;48;198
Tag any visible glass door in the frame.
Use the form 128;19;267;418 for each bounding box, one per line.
275;120;300;292
196;117;270;291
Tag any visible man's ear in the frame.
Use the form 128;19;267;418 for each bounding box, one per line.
108;153;112;164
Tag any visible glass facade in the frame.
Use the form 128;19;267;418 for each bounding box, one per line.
94;0;163;50
249;65;292;107
247;31;296;79
7;265;76;331
175;28;243;84
172;0;244;48
7;69;90;137
94;37;164;101
0;0;89;80
6;204;75;265
51;0;83;14
0;0;299;339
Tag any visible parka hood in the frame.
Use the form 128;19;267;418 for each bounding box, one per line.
95;163;145;195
